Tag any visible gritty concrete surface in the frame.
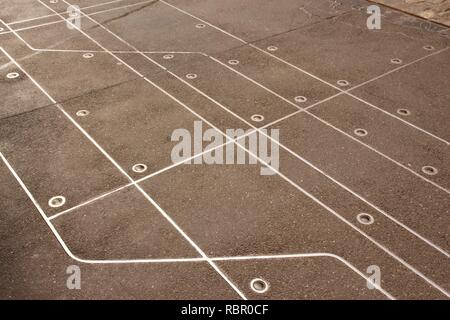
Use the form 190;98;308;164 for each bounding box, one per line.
0;0;449;300
370;0;450;27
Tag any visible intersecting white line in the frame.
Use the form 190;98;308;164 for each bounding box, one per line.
47;132;254;220
0;118;391;301
138;0;450;252
24;1;450;297
0;0;157;36
211;252;399;299
46;92;340;222
6;0;151;26
6;0;446;194
160;0;450;146
208;53;450;192
3;0;442;296
1;151;394;299
1;0;448;300
55;0;450;193
57;1;450;297
0;19;390;301
0;39;247;300
133;50;450;258
0;152;395;299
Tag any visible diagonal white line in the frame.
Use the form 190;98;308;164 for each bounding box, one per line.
0;39;247;300
47;2;450;297
160;0;450;145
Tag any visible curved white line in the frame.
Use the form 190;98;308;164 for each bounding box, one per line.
1;0;448;299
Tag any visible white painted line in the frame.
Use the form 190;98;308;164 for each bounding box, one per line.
47;135;240;220
65;0;450;198
48;182;134;220
11;20;67;33
0;20;36;52
5;0;156;39
3;2;249;297
248;44;450;145
0;150;397;299
10;44;245;300
7;0;145;25
212;252;395;300
67;0;450;245
60;2;450;292
204;56;450;253
0;152;204;263
0;165;395;296
4;0;446;298
0;150;85;263
63;26;450;301
208;55;450;194
159;0;450;145
77;0;156;20
133;182;247;299
210;57;450;194
146;59;450;296
236;140;450;297
257;110;450;260
346;89;450;145
0;150;409;302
